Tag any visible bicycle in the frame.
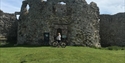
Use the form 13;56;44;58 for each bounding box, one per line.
52;41;66;48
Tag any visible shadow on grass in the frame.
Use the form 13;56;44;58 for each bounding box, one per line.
0;43;51;48
93;46;125;50
0;42;125;50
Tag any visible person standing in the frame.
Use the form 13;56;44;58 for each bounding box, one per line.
56;33;61;46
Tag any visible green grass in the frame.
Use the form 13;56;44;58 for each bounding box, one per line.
0;46;125;63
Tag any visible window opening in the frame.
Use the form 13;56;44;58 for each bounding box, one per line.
26;4;30;11
58;2;66;5
42;0;47;2
16;15;20;20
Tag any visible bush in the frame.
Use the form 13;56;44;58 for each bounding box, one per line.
106;46;125;50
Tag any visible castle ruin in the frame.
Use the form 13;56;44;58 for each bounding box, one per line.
100;13;125;47
17;0;101;47
0;0;125;47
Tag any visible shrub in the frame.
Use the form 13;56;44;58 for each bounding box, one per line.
106;46;125;50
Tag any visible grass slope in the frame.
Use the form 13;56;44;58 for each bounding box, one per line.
0;47;125;63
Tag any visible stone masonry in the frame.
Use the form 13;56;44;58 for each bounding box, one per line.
0;0;125;47
0;10;17;43
17;0;101;47
100;13;125;47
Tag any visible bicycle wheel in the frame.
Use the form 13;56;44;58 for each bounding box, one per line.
61;42;66;48
52;42;58;47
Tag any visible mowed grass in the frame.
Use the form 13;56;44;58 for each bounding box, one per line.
0;46;125;63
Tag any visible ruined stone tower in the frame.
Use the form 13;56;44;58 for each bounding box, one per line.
17;0;101;47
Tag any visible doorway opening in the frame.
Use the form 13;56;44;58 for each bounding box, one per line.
44;33;49;45
58;2;66;5
57;28;62;35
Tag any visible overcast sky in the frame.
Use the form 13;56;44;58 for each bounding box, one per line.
0;0;125;15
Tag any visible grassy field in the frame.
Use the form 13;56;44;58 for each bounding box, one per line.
0;46;125;63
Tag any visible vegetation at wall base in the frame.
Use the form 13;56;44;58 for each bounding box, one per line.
105;46;125;50
0;41;125;50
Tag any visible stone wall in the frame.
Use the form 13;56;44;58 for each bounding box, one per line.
0;10;17;43
17;0;101;47
1;0;124;47
68;1;100;47
100;13;125;47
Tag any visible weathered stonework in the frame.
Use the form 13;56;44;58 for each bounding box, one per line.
17;0;101;47
0;10;17;42
0;0;124;47
100;13;125;47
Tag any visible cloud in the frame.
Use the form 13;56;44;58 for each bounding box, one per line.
86;0;125;14
0;0;125;15
0;0;23;13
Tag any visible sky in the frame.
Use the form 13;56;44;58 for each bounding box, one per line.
0;0;125;15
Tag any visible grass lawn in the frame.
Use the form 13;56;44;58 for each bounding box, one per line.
0;46;125;63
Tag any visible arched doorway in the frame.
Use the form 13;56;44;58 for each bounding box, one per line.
57;28;62;35
54;28;62;41
44;32;49;45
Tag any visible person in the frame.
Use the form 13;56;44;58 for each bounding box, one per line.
56;33;61;46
